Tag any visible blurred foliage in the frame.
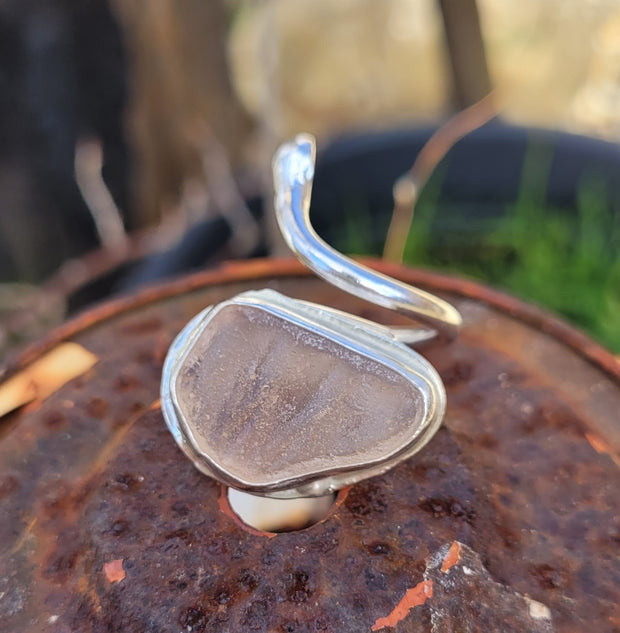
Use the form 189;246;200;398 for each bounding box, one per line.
478;149;619;351
342;145;620;352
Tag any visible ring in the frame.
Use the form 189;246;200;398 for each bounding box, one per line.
161;134;461;498
274;134;462;344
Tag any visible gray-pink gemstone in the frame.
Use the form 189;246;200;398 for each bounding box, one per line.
174;303;425;487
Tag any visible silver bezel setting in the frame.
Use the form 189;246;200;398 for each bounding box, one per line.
161;289;446;498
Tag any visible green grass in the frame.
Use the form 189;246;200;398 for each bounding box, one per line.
343;143;620;352
477;165;619;351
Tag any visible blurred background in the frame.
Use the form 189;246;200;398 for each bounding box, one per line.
0;0;618;358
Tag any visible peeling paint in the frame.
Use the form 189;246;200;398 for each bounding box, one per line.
371;580;433;631
104;559;125;583
425;542;555;632
526;597;552;621
441;541;462;573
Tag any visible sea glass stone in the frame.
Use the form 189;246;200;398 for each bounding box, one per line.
174;303;425;487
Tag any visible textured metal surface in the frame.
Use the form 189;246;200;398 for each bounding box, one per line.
0;258;619;633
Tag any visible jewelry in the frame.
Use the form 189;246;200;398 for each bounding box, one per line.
161;134;461;499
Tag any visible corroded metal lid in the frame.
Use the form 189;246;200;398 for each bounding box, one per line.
0;260;619;632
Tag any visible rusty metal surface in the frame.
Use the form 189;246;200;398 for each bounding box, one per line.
0;258;619;632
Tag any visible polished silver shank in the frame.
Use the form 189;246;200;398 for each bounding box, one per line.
273;134;462;342
160;134;461;499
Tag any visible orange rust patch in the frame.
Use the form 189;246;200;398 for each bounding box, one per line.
441;541;462;573
104;559;125;583
371;579;433;631
331;486;351;513
585;433;620;467
586;433;611;454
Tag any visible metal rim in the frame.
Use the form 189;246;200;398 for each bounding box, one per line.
5;257;619;384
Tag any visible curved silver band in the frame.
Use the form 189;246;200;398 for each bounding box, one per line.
273;134;462;343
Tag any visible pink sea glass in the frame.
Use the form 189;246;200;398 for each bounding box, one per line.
175;304;425;486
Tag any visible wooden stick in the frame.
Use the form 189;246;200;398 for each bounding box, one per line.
383;92;498;264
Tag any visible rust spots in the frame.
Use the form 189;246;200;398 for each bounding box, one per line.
171;501;190;516
43;548;80;582
418;496;475;522
108;472;144;493
345;482;387;517
108;519;129;537
164;528;192;545
441;541;462;573
530;563;567;590
286;571;311;603
114;374;141;393
0;474;19;499
371;580;433;631
85;397;109;418
242;599;270;630
441;360;473;387
537;402;584;435
212;586;231;605
179;605;207;632
237;568;260;592
366;542;392;556
104;558;125;583
476;432;499;449
43;410;66;429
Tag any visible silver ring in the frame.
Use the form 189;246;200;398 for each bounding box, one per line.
274;134;462;344
161;134;461;498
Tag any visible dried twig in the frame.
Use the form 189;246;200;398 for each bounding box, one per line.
383;91;498;263
195;125;261;257
75;138;128;250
